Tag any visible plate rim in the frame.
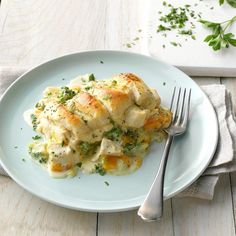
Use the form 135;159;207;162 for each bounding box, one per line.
0;50;219;212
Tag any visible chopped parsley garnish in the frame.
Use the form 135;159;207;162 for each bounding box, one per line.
39;158;48;164
157;24;171;32
104;181;109;186
61;140;65;147
156;1;236;51
95;164;106;176
28;148;48;164
178;29;193;35
32;135;41;140
76;162;82;168
35;102;45;110
122;130;140;155
78;141;99;156
123;142;141;155
159;5;189;29
125;129;138;139
79;142;91;155
31;114;38;131
22;158;25;162
88;74;96;81
157;2;199;47
126;43;132;48
104;126;123;141
58;86;76;104
100;61;104;64
112;80;117;86
170;41;178;46
85;86;92;91
14;146;18;149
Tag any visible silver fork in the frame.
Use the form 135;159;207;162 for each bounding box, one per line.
137;87;191;222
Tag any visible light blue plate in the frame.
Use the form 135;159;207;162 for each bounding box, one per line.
0;51;218;212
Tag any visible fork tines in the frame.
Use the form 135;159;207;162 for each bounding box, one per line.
170;87;191;127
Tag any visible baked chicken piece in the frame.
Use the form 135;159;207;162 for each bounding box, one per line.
24;73;172;177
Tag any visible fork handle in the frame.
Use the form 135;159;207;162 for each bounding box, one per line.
137;135;174;222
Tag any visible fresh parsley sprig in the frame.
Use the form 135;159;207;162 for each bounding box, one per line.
200;16;236;51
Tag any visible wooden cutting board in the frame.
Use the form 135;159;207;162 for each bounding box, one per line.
147;0;236;76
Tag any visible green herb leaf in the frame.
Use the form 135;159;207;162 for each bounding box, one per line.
88;74;96;81
212;38;222;50
111;80;117;86
31;114;38;131
78;141;99;156
204;34;215;42
35;102;45;111
32;135;41;140
157;24;171;32
178;29;192;35
104;126;123;141
226;0;236;7
219;0;224;5
199;20;220;28
221;39;229;48
170;41;178;46
95;164;106;176
61;140;65;147
224;33;235;39
76;162;82;168
200;16;236;51
85;86;92;91
123;142;141;155
58;87;76;104
28;148;48;164
228;38;236;46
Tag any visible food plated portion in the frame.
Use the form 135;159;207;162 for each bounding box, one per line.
24;73;172;177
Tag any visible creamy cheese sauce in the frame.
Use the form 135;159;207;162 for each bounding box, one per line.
24;73;172;178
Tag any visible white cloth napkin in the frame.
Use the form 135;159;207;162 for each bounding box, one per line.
176;85;236;199
1;67;236;200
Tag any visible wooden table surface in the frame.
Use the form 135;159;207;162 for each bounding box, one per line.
0;1;236;235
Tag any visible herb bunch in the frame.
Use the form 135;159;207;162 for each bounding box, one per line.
200;16;236;51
